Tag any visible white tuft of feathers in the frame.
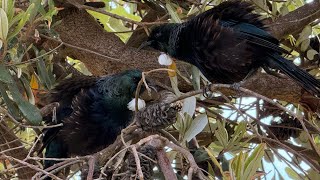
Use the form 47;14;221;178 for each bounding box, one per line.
127;98;146;111
158;53;172;66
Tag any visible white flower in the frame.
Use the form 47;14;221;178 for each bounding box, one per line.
127;98;146;111
158;53;173;65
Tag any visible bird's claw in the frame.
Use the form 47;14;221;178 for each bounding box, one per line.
203;84;214;99
231;82;243;96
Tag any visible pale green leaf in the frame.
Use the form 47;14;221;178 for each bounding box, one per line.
7;3;34;41
215;121;229;148
0;8;9;40
5;0;14;21
1;0;8;12
169;75;181;96
191;65;200;90
243;143;266;180
205;147;226;179
307;49;318;60
181;96;196;117
183;113;208;142
296;25;312;46
166;1;182;23
300;39;310;52
0;82;20;119
285;167;301;179
0;64;13;83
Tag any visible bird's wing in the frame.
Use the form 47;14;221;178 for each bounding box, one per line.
230;22;290;54
196;0;264;29
48;75;99;103
185;12;255;83
192;0;289;54
40;77;97;154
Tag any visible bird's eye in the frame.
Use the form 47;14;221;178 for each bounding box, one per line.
133;77;140;82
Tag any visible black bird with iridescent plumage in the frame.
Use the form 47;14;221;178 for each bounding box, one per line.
141;0;320;96
41;70;143;170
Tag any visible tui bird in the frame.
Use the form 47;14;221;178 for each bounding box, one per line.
141;0;320;96
40;70;144;171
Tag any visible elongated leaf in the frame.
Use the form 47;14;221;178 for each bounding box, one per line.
5;0;14;21
166;1;182;23
7;82;42;125
191;65;200;90
1;0;8;12
28;0;41;21
296;25;312;46
8;12;24;28
20;75;35;105
183;113;208;142
0;8;9;40
0;64;13;83
227;121;247;148
215;121;229;148
205;147;226;179
0;82;20;119
242;143;265;179
285;167;301;179
36;54;53;89
182;96;196;117
7;3;34;41
300;38;310;52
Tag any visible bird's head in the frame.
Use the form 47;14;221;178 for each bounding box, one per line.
97;70;142;98
139;24;176;53
114;69;144;97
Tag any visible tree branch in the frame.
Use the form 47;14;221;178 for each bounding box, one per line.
45;1;320;109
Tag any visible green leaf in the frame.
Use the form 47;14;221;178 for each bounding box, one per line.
0;8;9;40
8;12;24;29
227;121;247;149
191;65;200;90
307;49;318;60
0;82;20;119
169;75;181;96
5;0;14;22
285;167;301;179
1;0;8;12
183;113;208;142
300;38;310;52
215;120;229;148
0;64;13;83
242;143;265;180
296;25;312;46
7;82;42;125
28;0;41;22
181;96;196;117
205;147;226;179
36;51;53;89
7;3;34;41
20;75;35;105
166;1;182;23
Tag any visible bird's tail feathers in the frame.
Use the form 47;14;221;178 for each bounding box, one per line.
266;53;320;96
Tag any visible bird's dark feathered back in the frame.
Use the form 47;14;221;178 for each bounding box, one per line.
194;0;265;29
41;70;143;169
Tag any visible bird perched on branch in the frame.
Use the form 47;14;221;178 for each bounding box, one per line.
40;70;145;171
140;0;320;96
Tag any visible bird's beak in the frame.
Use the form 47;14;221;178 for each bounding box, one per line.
137;40;153;51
